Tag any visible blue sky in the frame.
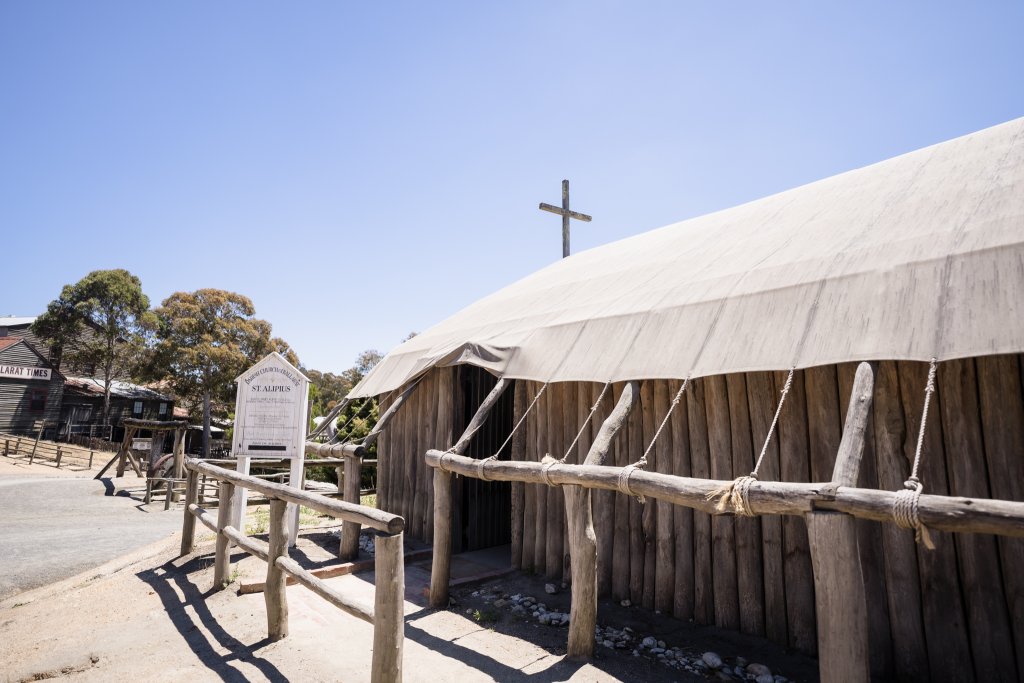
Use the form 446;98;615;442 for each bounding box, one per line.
2;2;1022;373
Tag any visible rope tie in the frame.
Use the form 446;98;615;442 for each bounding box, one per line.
892;478;935;549
706;367;795;516
891;358;938;549
438;447;456;473
540;456;561;487
616;464;643;502
476;455;497;482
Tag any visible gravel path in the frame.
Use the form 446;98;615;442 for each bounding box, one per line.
0;474;180;600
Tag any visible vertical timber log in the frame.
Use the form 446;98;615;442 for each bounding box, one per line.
564;380;638;659
428;376;510;607
266;498;290;640
805;361;873;683
640;381;657;609
687;378;714;625
653;381;676;614
372;531;405;683
340;453;362;560
510;381;527;569
429;468;452;608
213;481;236;589
180;469;200;555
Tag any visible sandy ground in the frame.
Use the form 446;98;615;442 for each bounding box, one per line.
0;457;819;683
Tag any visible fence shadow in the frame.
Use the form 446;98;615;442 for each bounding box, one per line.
137;552;290;683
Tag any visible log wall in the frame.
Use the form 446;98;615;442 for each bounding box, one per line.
378;356;1024;683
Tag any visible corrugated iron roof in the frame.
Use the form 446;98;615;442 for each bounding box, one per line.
0;338;23;351
64;376;173;400
0;316;37;327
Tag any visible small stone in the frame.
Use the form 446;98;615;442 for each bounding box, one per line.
602;640;614;648
559;614;570;625
657;640;666;649
702;651;723;669
651;647;665;655
642;636;657;648
492;599;508;608
756;676;773;683
620;599;632;607
544;583;558;594
539;614;550;625
735;656;748;667
622;626;634;633
774;677;787;683
747;663;771;677
471;591;479;597
511;605;524;613
537;603;546;610
616;642;627;649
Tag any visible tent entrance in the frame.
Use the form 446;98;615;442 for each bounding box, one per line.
453;366;514;554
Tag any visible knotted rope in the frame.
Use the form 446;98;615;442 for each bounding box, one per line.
706;367;795;516
891;359;937;549
617;377;691;503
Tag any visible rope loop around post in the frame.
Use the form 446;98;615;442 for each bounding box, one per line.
540;456;561;487
616;464;644;503
891;358;938;550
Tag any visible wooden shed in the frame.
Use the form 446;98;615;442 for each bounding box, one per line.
341;118;1024;682
0;337;65;437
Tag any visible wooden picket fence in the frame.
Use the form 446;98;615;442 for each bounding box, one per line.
1;430;98;469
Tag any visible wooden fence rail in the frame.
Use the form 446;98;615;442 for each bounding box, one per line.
425;362;1024;683
180;458;405;683
1;431;97;469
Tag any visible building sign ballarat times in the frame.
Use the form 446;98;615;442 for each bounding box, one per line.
233;357;308;458
0;365;51;381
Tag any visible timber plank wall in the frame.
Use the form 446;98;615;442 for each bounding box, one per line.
376;356;1024;682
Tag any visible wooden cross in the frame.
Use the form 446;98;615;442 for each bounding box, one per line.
539;179;592;258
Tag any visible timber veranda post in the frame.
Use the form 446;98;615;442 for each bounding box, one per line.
340;452;362;560
805;362;873;683
372;530;405;683
266;497;290;640
180;468;200;555
213;481;236;589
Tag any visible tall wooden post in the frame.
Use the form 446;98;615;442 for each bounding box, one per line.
213;481;236;589
180;469;199;555
340;453;362;560
372;531;405;683
564;381;639;659
429;468;453;608
806;362;874;683
266;498;290;640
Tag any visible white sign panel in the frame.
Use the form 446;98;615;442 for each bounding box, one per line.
0;365;51;381
232;354;309;459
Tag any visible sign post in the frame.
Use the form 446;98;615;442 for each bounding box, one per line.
230;352;309;547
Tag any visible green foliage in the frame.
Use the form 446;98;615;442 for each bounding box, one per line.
32;269;153;423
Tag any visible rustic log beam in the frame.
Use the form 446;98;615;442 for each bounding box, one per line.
364;379;423;451
275;556;375;624
806;361;873;683
266;498;290;640
186;459;403;534
340;452;363;561
371;531;405;683
565;381;639;659
425;449;1024;538
213;481;236;589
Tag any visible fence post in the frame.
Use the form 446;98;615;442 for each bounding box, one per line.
180;469;199;555
339;453;362;560
88;450;94;469
805;362;874;683
213;481;236;589
55;447;63;468
372;531;404;683
29;426;43;464
429;468;452;608
266;497;290;640
4;439;9;456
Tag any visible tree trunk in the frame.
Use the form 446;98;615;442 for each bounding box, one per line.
203;390;212;457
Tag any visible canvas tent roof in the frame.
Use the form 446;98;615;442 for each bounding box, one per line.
352;117;1024;398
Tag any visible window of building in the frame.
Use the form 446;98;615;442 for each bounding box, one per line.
159;402;167;416
133;400;144;416
28;389;46;412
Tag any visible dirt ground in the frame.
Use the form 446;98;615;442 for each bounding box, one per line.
0;458;821;682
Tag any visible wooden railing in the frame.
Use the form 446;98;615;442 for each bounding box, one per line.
180;458;405;683
425;363;1024;683
1;431;98;469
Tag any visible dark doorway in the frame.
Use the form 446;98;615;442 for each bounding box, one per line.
454;366;514;553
